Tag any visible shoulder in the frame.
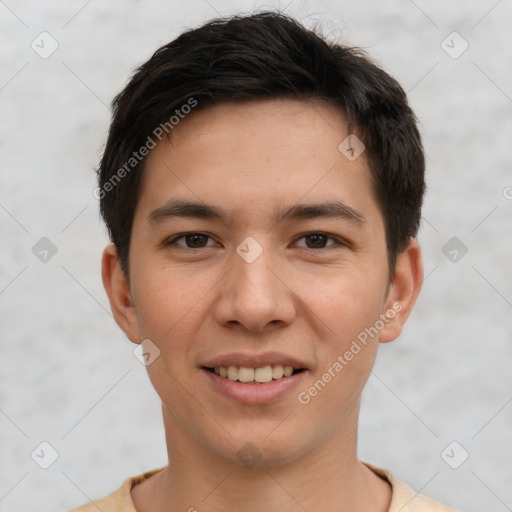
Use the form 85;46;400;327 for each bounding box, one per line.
68;467;166;512
68;484;128;512
363;462;459;512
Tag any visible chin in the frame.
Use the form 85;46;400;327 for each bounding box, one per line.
208;424;315;469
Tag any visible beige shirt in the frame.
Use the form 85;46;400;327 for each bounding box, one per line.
69;464;457;512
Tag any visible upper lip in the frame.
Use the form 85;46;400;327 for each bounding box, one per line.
200;352;309;370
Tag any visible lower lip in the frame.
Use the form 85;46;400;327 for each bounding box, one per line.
201;368;307;405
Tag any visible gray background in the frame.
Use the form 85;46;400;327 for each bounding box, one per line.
1;1;511;510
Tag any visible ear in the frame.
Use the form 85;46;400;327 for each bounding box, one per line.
379;239;423;343
101;244;141;344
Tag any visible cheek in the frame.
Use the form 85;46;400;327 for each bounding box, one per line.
131;268;204;407
303;265;386;336
130;262;218;383
304;270;385;385
295;281;382;430
132;263;198;336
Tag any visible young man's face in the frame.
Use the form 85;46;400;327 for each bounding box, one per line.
103;98;421;467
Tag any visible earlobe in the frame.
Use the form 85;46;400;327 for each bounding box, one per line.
379;239;423;344
101;244;141;344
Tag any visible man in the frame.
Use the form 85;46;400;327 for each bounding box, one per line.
73;11;456;512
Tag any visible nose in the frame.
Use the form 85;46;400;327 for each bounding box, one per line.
212;242;297;333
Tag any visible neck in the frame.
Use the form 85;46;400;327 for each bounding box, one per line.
132;404;391;512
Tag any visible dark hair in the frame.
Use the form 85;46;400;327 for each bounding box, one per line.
97;11;425;277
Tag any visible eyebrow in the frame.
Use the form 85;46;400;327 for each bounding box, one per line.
148;198;365;226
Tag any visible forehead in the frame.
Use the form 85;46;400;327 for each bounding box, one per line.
136;98;381;227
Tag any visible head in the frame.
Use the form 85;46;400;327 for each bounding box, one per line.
100;12;424;468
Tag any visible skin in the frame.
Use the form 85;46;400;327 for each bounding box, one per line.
102;98;423;512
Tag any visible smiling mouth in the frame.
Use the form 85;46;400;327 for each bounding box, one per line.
203;365;305;384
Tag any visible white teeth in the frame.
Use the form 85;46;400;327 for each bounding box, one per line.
227;366;238;381
238;367;255;383
272;365;284;379
212;364;300;383
254;365;273;383
283;366;293;377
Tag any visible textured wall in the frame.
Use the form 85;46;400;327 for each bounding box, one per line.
1;1;511;510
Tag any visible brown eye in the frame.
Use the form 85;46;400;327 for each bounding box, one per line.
295;233;339;249
168;233;215;248
304;234;329;248
184;234;209;247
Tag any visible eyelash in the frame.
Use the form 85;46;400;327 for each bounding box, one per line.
164;232;347;251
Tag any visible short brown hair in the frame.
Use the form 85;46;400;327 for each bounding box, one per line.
97;11;425;276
